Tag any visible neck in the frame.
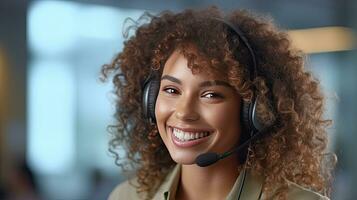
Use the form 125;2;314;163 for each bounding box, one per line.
176;156;241;200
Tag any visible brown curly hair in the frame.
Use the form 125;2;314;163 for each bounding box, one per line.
102;6;334;199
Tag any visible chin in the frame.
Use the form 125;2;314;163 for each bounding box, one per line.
168;151;198;165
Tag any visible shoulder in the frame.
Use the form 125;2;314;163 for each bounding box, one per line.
108;165;178;200
108;178;143;200
285;180;329;200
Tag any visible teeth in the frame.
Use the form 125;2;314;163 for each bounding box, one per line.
184;133;190;140
172;127;210;142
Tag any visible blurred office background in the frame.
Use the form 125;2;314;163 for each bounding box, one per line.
0;0;356;199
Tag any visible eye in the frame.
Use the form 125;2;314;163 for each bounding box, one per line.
163;87;180;95
202;92;223;99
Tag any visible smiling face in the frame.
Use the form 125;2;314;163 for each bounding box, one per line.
155;49;242;165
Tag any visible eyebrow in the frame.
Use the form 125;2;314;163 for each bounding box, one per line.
161;75;233;89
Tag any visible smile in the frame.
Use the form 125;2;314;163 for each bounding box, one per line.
169;126;213;148
172;127;210;141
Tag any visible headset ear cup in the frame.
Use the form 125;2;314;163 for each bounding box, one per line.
142;81;150;121
147;78;160;122
142;73;160;123
241;100;252;133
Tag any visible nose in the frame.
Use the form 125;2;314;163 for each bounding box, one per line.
175;94;200;121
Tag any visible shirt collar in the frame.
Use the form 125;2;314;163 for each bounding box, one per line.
153;164;263;200
152;164;181;200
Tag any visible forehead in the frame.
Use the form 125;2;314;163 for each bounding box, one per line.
162;48;227;81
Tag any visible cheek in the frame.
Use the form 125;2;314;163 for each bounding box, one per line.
155;96;178;149
155;96;172;122
155;95;176;138
203;102;241;135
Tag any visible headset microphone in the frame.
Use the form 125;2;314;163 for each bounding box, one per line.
195;130;262;167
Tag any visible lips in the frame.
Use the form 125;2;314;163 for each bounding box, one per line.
168;126;213;148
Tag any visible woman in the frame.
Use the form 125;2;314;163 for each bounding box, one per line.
103;6;334;200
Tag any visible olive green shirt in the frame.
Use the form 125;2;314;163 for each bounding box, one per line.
108;164;329;200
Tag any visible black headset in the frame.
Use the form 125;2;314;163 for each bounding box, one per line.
142;17;267;136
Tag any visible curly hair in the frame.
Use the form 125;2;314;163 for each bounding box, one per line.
102;6;334;199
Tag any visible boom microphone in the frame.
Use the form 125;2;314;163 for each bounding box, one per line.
195;131;262;167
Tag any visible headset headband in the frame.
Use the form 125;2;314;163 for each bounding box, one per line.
212;17;258;81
